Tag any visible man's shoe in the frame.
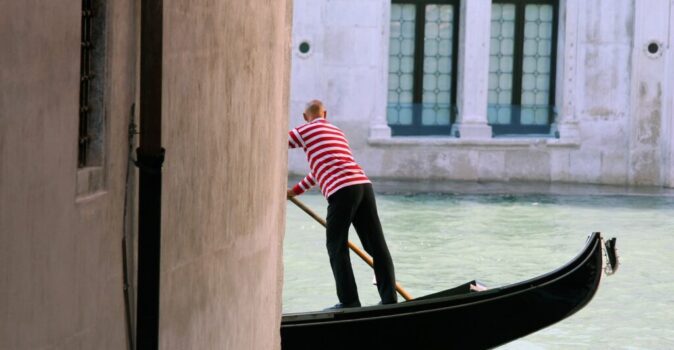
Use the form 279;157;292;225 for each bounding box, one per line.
323;302;361;311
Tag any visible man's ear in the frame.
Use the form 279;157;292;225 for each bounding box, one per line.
323;111;327;119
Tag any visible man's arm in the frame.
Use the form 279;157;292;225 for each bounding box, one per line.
288;173;316;197
288;129;303;149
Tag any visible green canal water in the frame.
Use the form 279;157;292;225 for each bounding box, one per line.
283;189;674;349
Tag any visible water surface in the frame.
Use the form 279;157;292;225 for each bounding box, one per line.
283;191;674;349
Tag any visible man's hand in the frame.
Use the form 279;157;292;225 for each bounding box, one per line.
287;188;296;199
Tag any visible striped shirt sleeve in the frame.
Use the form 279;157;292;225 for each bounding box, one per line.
288;128;303;149
291;173;317;196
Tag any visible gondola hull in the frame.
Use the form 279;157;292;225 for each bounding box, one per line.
281;232;609;349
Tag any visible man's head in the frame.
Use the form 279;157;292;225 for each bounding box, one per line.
303;100;327;122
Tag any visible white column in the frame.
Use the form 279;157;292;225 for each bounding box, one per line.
451;0;492;139
551;0;581;142
369;0;393;140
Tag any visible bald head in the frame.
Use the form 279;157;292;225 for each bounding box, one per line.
303;100;327;122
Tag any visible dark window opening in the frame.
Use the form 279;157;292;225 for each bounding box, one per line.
387;0;461;136
647;42;659;55
299;41;311;54
78;0;106;167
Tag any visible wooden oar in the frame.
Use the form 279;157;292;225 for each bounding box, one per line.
288;196;413;301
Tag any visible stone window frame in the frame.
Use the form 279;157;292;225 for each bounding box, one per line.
76;0;109;199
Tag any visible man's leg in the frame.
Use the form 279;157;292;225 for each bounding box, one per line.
325;185;363;306
352;184;397;304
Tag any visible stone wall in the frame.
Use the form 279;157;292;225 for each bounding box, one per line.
160;0;292;349
288;0;388;176
288;0;674;188
1;0;293;349
0;0;137;348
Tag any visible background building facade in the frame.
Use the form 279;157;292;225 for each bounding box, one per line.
289;0;674;188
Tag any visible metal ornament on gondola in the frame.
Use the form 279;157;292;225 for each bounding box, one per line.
602;237;619;275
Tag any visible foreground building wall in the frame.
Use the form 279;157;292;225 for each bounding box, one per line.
1;0;292;349
160;0;292;349
289;0;674;188
0;0;137;348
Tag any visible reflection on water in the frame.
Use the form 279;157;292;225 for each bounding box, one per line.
283;192;674;349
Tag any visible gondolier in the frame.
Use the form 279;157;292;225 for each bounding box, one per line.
287;100;398;309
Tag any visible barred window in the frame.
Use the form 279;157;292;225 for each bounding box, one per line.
488;0;558;136
78;0;106;167
387;0;460;136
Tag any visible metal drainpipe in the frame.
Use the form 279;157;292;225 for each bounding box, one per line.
137;0;164;349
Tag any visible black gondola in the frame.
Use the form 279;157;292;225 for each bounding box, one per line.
281;232;618;349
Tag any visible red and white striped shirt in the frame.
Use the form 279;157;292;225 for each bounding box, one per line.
289;118;370;198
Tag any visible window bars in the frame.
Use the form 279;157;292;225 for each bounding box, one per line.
78;0;94;167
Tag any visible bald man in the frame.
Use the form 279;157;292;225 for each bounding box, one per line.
287;100;397;309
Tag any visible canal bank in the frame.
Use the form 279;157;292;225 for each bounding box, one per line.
290;176;674;197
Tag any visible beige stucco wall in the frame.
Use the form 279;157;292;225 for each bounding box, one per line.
160;0;292;349
1;0;292;349
0;0;137;348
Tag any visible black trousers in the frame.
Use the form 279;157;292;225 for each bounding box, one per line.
326;183;397;305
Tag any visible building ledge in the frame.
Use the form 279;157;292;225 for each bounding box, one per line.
76;166;106;201
367;135;581;148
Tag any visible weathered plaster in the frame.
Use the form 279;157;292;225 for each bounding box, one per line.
568;151;603;183
549;150;571;182
505;151;552;182
477;151;506;181
601;151;630;185
1;0;292;349
160;0;292;349
628;0;668;186
667;0;674;188
0;0;136;348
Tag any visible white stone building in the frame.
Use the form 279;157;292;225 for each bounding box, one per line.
288;0;674;188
